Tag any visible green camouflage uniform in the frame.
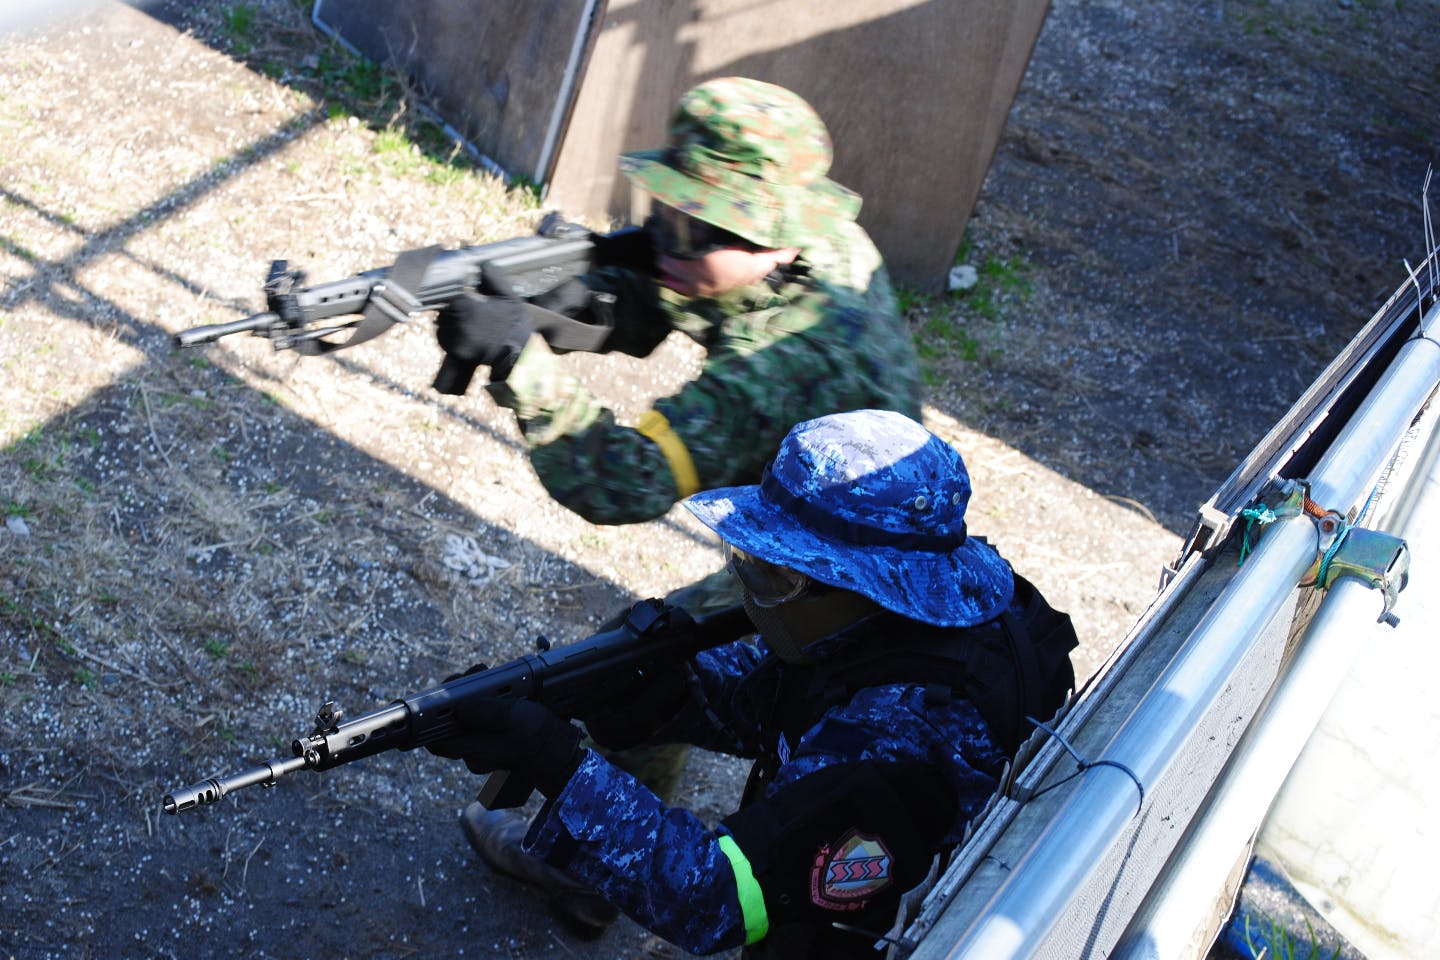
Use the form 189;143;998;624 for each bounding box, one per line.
489;78;921;799
492;78;920;527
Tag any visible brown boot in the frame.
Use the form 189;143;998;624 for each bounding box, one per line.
460;802;621;938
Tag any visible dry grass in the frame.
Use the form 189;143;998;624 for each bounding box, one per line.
1;0;1434;956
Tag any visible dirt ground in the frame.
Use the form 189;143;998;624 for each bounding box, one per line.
0;1;1435;958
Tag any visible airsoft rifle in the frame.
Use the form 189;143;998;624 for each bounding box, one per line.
173;218;641;394
162;600;750;815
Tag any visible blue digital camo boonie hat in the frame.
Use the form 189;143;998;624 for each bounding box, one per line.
685;409;1015;627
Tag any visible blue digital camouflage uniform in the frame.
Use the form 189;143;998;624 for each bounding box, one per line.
521;632;1009;954
456;411;1077;953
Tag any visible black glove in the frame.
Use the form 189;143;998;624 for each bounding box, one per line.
589;225;655;273
581;661;691;751
426;697;584;797
536;212;654;273
433;291;531;394
530;276;594;318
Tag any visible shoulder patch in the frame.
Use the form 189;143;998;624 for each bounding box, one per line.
809;828;893;910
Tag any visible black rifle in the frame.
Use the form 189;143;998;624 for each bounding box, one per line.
162;599;750;815
173;219;631;394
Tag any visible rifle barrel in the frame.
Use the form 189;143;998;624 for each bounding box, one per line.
159;603;753;816
162;754;309;813
173;311;281;348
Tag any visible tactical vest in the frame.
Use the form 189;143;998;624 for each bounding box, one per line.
742;572;1077;804
728;572;1078;959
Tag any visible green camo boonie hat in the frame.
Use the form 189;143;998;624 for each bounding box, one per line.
620;77;862;249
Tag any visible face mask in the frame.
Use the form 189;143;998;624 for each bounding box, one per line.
741;588;817;665
736;576;881;665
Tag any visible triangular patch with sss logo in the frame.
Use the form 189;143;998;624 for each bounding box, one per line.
809;827;893;911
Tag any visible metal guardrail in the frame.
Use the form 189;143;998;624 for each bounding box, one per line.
903;254;1440;959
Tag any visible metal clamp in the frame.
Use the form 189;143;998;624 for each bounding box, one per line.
1245;479;1408;625
1314;526;1410;626
1257;477;1313;522
1239;478;1329;562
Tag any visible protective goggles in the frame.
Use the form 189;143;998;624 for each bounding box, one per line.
646;208;756;260
724;542;811;607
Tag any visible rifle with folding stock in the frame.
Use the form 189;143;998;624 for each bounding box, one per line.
162;599;749;814
174;217;645;394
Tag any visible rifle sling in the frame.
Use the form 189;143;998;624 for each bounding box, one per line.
523;293;615;353
295;245;440;356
